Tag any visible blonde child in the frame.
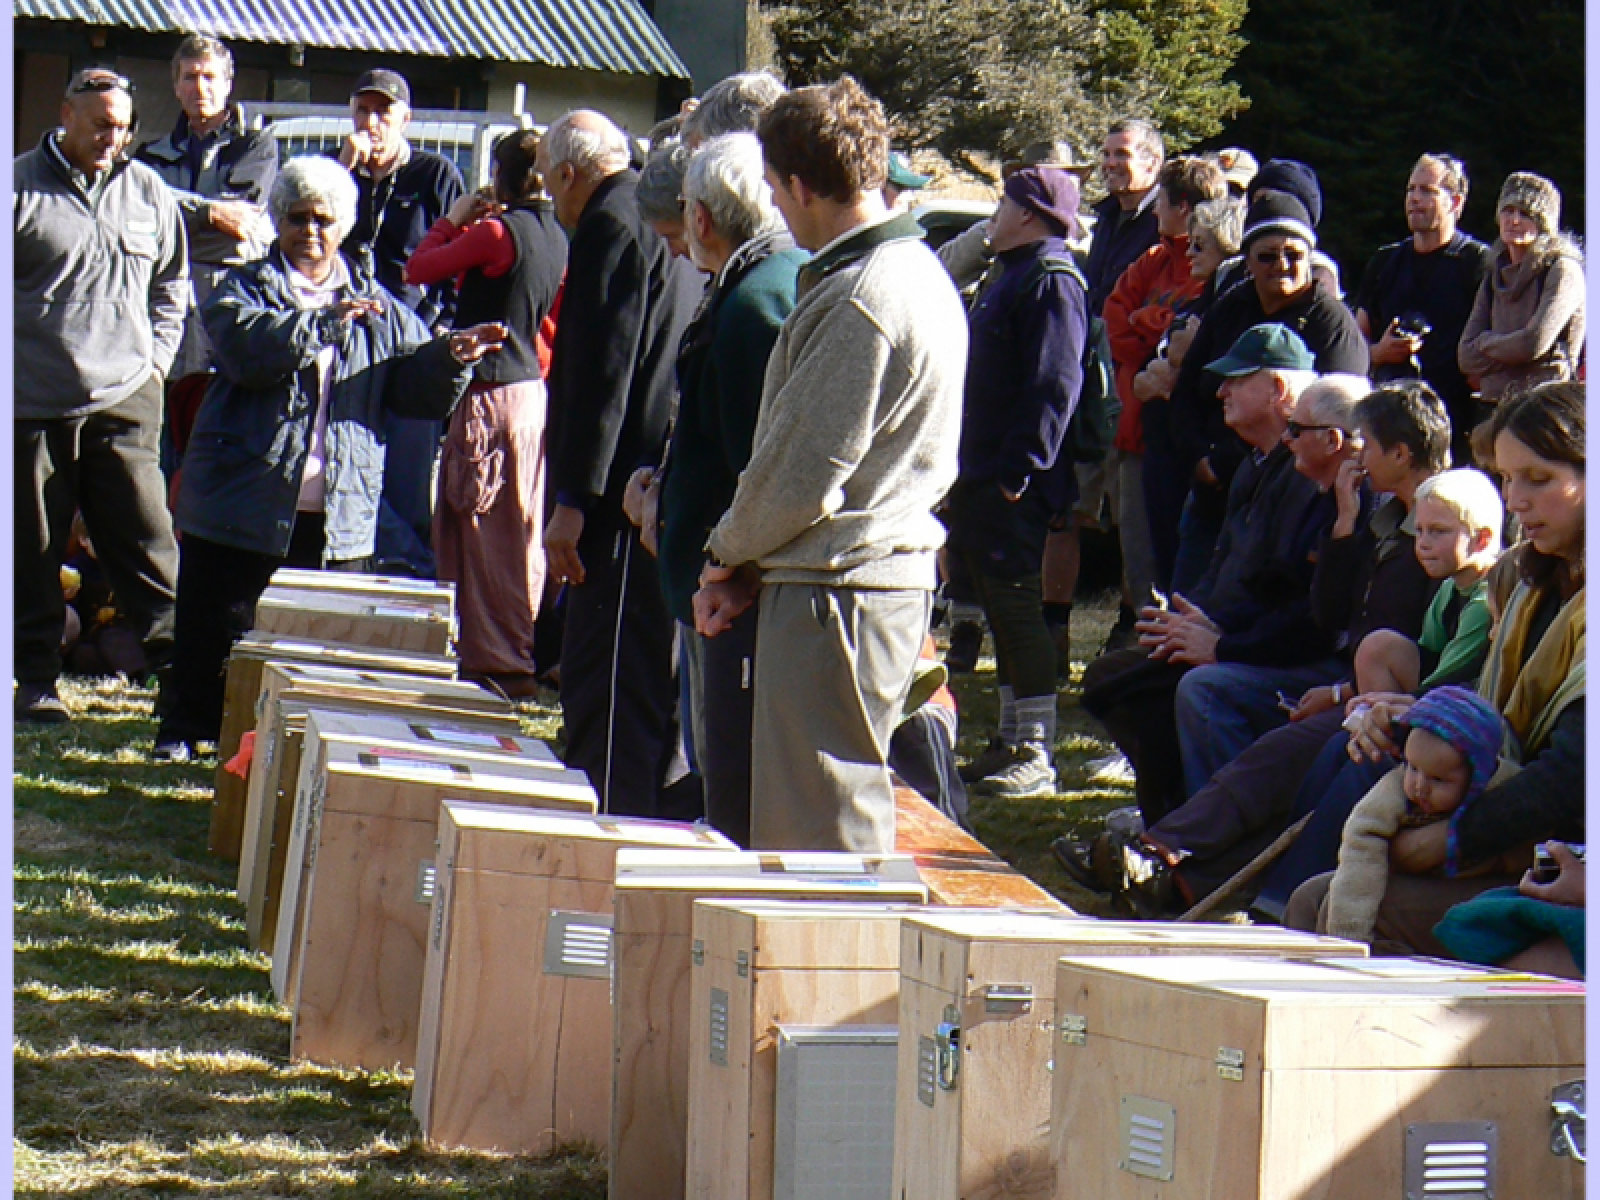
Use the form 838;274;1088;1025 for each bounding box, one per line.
1352;468;1503;696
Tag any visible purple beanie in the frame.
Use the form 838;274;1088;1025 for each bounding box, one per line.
1399;685;1507;876
1004;167;1082;240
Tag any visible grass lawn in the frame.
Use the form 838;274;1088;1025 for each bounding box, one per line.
13;599;1127;1196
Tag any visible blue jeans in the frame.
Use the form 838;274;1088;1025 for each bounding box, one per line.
1175;657;1346;799
1170;492;1223;596
373;412;443;577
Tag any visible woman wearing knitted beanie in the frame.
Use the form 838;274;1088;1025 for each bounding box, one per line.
1458;171;1586;408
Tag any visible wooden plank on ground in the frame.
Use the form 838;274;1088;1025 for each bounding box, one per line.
893;787;1067;911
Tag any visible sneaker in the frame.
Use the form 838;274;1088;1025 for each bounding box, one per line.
151;740;193;764
944;620;984;674
1085;752;1137;787
971;742;1058;799
958;736;1013;784
15;681;70;725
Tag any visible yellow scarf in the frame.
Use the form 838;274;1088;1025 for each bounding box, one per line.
1478;578;1585;757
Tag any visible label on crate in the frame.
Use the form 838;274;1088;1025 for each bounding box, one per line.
357;751;471;781
759;854;871;875
410;725;518;753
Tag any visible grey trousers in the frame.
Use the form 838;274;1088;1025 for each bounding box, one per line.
751;583;930;853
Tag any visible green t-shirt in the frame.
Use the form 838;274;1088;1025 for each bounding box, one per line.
1418;574;1492;690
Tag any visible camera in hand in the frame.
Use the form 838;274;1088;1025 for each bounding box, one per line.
1531;841;1586;884
1394;312;1433;339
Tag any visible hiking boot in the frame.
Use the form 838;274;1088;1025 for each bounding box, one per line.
971;742;1058;799
944;620;984;674
151;740;193;764
1114;836;1180;919
15;681;70;725
1049;621;1071;683
1101;605;1139;653
958;736;1013;784
1052;832;1119;893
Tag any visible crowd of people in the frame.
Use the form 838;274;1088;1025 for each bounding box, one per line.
14;40;1586;970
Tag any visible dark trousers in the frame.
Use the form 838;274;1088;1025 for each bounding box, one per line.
948;481;1055;700
1143;707;1346;903
1141;443;1188;593
889;706;969;828
698;606;758;848
156;514;367;744
374;412;442;577
1081;646;1189;824
559;507;699;820
15;374;179;686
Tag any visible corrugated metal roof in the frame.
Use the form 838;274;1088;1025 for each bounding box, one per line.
424;0;688;76
16;0;689;76
15;0;170;33
165;0;452;55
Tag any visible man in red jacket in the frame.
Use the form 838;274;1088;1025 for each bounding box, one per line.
1101;156;1227;629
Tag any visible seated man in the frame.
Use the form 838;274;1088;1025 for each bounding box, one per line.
1075;324;1333;825
1174;378;1449;795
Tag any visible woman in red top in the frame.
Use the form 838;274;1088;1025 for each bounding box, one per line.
406;131;567;695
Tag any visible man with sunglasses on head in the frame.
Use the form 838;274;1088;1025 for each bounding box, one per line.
14;67;187;723
1164;188;1368;591
337;67;466;576
137;35;277;471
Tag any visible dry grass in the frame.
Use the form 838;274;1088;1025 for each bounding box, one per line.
14;607;1129;1194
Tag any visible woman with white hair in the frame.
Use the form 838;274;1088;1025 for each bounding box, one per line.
153;155;506;759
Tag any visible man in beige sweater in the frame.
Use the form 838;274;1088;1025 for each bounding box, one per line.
694;77;968;852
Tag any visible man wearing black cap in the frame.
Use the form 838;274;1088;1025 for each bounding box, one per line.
1164;186;1367;590
338;67;466;576
949;167;1088;798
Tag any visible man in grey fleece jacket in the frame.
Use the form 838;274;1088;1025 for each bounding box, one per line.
14;68;188;723
695;78;967;853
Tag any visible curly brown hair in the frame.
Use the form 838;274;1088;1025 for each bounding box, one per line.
756;76;888;203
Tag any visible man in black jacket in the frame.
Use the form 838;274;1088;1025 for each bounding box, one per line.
337;68;465;577
540;109;705;819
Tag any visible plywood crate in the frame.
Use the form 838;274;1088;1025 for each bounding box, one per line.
685;899;918;1200
893;786;1068;911
412;802;737;1153
609;852;928;1200
253;584;455;656
275;726;597;1070
238;678;530;951
210;633;456;859
1051;955;1586;1200
895;913;1367;1200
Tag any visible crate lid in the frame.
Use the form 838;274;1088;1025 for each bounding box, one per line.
265;661;503;707
615;849;925;884
258;586;451;621
269;566;456;601
440;799;736;877
693;898;915;970
901;912;1361;988
1055;955;1585;1071
305;709;545;762
233;633;456;675
315;736;595;818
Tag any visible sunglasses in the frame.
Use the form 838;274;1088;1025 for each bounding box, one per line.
1285;420;1347;439
283;210;339;230
1253;246;1307;266
70;72;135;96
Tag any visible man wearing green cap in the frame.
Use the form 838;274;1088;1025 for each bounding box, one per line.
1074;323;1342;825
883;150;931;211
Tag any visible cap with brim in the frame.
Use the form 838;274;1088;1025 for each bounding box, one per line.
351;68;410;107
887;152;931;191
1215;146;1258;191
1205;322;1315;376
1003;140;1094;179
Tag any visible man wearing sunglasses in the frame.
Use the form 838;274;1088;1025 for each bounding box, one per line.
1164;188;1368;591
14;67;188;723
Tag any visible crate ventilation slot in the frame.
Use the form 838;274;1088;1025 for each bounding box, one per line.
542;911;613;979
1119;1095;1176;1182
709;987;730;1067
1404;1122;1496;1199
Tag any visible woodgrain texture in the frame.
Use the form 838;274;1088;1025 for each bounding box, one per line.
253;587;454;655
893;787;1067;911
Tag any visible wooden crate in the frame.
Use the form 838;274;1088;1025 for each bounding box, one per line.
895;913;1367;1200
210;634;456;859
893;787;1068;911
608;852;928;1200
1051;955;1586;1200
412;802;737;1153
275;726;597;1070
238;681;530;952
685;899;917;1200
253;585;455;656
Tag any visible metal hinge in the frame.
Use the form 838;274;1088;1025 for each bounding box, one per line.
736;950;750;978
1060;1013;1087;1046
691;938;704;966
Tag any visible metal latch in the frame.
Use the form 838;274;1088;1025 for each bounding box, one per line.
935;1004;961;1091
983;983;1033;1014
736;950;750;978
1060;1013;1087;1046
1552;1080;1586;1162
1215;1047;1245;1082
691;938;704;966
